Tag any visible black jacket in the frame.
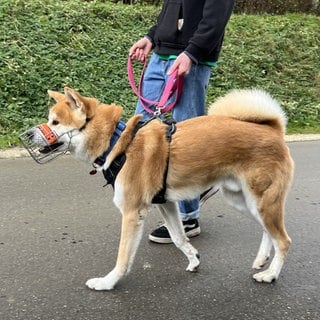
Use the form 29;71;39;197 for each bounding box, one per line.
146;0;235;63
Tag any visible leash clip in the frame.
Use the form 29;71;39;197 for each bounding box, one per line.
154;107;162;117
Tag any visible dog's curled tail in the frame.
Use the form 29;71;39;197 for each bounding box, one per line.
208;89;287;134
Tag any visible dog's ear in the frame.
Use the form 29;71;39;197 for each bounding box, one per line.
47;90;65;102
64;87;85;111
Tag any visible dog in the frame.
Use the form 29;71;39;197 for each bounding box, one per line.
23;87;294;290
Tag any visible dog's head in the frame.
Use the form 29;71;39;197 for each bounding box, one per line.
20;87;100;163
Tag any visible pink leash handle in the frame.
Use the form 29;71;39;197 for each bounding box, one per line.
127;56;184;115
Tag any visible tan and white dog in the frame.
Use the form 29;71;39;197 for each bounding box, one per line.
24;87;294;290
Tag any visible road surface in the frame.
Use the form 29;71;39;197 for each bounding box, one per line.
0;140;319;320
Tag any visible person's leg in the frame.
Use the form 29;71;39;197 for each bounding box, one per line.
172;63;211;122
172;63;211;222
149;62;212;243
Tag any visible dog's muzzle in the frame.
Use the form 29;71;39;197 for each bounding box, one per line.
19;124;66;164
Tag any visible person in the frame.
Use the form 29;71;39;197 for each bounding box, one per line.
129;0;235;244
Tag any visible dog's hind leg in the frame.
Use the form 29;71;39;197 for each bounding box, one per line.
86;209;145;290
251;194;291;283
157;202;200;272
223;178;291;282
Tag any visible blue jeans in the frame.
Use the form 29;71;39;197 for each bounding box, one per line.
135;53;212;221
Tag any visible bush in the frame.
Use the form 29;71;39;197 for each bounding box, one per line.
0;0;319;147
112;0;320;15
0;0;158;146
234;0;320;15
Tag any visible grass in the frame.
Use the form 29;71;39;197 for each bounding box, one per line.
0;0;319;148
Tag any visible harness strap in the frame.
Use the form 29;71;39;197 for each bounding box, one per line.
102;154;126;188
91;121;126;170
150;118;176;204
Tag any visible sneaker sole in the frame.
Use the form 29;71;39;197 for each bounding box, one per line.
185;226;201;238
200;187;219;207
149;227;201;244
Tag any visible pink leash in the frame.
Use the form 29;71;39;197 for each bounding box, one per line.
127;56;184;115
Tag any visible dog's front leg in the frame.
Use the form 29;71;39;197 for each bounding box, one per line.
157;202;200;271
86;210;145;290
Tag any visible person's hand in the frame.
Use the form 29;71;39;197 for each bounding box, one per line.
129;37;153;62
167;52;192;76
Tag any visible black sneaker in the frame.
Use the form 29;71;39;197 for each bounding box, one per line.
149;219;200;244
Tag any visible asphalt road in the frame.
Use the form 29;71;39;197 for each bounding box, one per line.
0;140;319;320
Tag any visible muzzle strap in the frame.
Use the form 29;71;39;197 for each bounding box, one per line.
37;124;58;144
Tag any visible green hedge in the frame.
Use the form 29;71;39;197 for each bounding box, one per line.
0;0;319;147
113;0;320;15
234;0;320;15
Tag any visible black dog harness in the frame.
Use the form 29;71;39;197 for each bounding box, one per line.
90;117;176;204
89;120;126;176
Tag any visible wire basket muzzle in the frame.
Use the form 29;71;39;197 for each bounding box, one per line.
19;124;67;164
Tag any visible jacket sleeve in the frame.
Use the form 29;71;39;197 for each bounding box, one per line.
146;25;157;45
185;0;235;63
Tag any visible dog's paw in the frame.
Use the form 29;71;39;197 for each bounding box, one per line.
186;254;200;272
253;269;277;283
86;269;122;290
86;277;115;291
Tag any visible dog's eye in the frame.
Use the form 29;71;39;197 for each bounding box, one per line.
52;120;59;125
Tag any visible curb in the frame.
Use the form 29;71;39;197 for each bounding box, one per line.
0;148;30;159
0;134;320;159
284;133;320;142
